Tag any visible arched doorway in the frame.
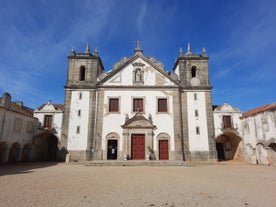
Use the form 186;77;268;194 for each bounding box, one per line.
216;132;242;161
34;133;58;161
8;143;21;163
0;142;8;164
21;143;32;162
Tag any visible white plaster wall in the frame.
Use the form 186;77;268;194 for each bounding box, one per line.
33;111;63;139
213;111;242;137
67;90;90;150
104;58;175;86
242;111;276;147
0;108;36;148
101;89;176;152
187;92;209;151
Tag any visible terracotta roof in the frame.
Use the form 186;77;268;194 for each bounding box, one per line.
37;103;64;111
0;101;34;117
242;102;276;118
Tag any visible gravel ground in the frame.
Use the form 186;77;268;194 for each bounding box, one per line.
0;162;275;207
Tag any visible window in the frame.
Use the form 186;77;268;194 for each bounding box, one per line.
79;66;85;81
79;92;82;100
191;66;196;78
195;110;199;117
194;93;197;101
133;98;143;112
26;121;33;133
158;98;168;112
109;98;119;112
78;110;81;117
76;126;80;134
196;126;200;135
223;116;232;129
44;115;53;128
14;118;22;133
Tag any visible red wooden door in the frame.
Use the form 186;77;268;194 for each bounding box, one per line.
159;140;169;160
131;134;145;160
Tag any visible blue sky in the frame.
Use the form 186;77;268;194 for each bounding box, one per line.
0;0;275;112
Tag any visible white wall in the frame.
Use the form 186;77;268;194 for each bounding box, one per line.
67;90;90;150
101;89;176;152
187;91;209;151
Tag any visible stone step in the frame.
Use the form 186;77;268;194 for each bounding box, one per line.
83;160;194;167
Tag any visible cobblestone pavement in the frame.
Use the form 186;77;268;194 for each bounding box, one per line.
0;162;275;207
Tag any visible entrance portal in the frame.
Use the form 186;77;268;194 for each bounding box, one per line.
34;133;58;161
159;140;169;160
131;134;145;160
107;140;118;160
216;132;242;161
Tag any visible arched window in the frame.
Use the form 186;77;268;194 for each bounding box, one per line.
79;66;86;81
191;66;196;78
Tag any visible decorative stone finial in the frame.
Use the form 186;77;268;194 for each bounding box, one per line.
202;47;207;57
93;47;99;56
186;42;192;55
148;114;152;124
179;47;183;56
85;43;90;54
70;47;75;56
125;114;129;123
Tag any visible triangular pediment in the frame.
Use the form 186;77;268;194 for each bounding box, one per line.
214;103;241;112
121;113;155;129
99;53;178;87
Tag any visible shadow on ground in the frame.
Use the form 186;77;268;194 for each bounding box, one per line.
0;162;58;176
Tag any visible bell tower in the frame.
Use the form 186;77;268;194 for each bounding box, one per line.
60;44;104;161
173;43;217;162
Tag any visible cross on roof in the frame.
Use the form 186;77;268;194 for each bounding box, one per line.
134;40;142;49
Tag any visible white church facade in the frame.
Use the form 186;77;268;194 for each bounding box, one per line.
60;43;217;162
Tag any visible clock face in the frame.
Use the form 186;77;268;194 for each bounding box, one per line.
190;77;200;86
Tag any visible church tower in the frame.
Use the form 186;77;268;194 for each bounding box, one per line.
60;44;104;161
173;43;217;161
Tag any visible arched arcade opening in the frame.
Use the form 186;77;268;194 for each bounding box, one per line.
216;132;242;161
8;143;21;163
34;133;58;161
0;142;8;164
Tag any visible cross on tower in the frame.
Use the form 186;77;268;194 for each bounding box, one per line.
134;40;142;49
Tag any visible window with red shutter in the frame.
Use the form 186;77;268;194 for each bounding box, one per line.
109;98;119;112
158;98;167;112
133;98;143;112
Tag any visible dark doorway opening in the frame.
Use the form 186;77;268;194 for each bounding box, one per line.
107;140;118;160
216;143;225;160
34;133;58;161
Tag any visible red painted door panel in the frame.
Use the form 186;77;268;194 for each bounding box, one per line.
159;140;169;160
131;134;145;160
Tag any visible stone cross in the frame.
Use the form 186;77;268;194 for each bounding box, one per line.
134;40;142;49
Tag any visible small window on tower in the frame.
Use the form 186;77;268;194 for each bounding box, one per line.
78;110;81;117
76;126;80;134
79;92;82;100
79;66;86;81
196;126;200;135
194;93;197;101
191;66;196;78
195;110;199;117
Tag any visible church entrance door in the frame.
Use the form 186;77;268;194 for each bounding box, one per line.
107;140;117;160
159;140;169;160
131;134;145;160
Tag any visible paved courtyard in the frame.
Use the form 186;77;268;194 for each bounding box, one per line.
0;162;275;207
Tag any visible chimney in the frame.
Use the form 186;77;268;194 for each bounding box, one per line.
0;93;11;109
